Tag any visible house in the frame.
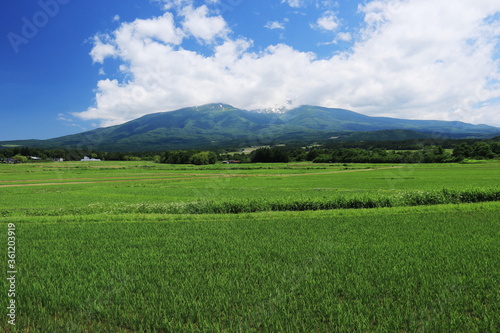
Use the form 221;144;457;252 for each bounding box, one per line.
1;158;18;164
81;156;101;161
53;158;64;162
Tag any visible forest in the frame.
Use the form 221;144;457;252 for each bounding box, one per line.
1;137;499;164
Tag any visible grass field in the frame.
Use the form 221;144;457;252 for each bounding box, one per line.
1;161;499;332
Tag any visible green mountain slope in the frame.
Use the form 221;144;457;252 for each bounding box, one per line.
2;104;499;151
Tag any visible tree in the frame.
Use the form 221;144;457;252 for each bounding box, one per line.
251;147;289;163
124;156;141;161
312;154;332;163
13;155;28;163
162;150;194;164
490;142;500;155
48;149;66;159
471;142;494;159
190;152;217;165
306;149;321;161
452;143;471;159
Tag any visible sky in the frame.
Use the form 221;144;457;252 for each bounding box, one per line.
1;0;499;140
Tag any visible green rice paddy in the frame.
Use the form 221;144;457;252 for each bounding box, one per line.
1;161;499;332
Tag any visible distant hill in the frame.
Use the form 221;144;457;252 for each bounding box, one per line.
330;129;436;142
2;104;499;151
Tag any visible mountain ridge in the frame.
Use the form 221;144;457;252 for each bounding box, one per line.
2;104;499;151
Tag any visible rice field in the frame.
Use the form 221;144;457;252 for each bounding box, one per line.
1;161;499;332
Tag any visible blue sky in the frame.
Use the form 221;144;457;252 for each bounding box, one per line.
1;0;499;140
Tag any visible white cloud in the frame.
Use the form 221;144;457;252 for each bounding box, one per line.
161;0;193;11
282;0;338;9
336;32;352;42
318;1;339;8
180;5;228;43
58;113;87;130
89;12;184;65
77;0;500;127
265;21;286;30
281;0;303;8
90;35;117;64
314;11;340;31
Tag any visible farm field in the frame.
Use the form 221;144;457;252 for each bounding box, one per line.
0;161;499;216
1;161;499;332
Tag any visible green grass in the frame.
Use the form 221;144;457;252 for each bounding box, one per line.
0;161;499;215
0;161;499;332
2;203;499;332
3;187;496;217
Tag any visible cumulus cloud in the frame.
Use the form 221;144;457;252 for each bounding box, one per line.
314;11;340;31
181;5;228;43
76;0;500;127
90;35;117;64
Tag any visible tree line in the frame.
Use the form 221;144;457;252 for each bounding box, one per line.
0;147;159;162
1;139;499;164
249;141;500;164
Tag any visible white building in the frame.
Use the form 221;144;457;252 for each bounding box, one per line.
81;156;101;161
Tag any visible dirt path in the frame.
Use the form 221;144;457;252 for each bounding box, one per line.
0;166;403;188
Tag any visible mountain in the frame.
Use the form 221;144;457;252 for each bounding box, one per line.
2;104;499;151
